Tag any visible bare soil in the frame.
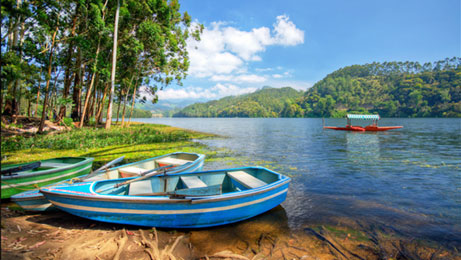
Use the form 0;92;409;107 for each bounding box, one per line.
2;204;459;260
1;116;70;138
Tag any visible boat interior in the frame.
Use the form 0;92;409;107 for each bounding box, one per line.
85;153;198;182
2;158;89;174
94;168;281;197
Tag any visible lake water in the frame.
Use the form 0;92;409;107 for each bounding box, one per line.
134;117;461;248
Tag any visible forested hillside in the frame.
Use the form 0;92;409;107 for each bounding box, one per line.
175;58;460;118
174;87;304;117
298;58;461;117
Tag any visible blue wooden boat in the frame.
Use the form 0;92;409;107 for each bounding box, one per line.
40;167;290;228
11;152;205;211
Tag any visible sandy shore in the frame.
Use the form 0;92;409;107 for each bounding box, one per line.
2;203;458;260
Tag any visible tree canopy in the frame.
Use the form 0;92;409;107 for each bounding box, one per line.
1;0;201;130
174;87;304;118
298;58;461;117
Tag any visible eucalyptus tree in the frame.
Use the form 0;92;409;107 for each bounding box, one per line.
104;0;202;129
1;0;33;118
79;0;110;128
104;0;119;129
33;0;69;133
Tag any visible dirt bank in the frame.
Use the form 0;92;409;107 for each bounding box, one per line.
2;203;458;260
1;116;70;138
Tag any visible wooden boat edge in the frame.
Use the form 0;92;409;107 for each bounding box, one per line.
2;157;94;180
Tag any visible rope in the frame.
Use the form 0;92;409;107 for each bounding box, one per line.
64;177;81;184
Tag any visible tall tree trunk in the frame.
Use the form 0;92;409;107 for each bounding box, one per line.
38;26;58;133
35;70;42;117
71;50;82;121
3;0;23;118
121;75;135;127
88;76;98;120
105;0;120;129
50;69;61;121
57;5;79;122
27;98;31;117
14;13;26;118
79;38;101;128
96;82;109;124
128;78;139;126
120;87;129;127
115;90;122;124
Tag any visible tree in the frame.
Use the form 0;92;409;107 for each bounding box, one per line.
104;0;120;129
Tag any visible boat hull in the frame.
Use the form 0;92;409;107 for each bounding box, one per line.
324;126;365;131
11;152;204;211
1;157;94;199
324;125;403;132
364;125;403;131
41;167;290;228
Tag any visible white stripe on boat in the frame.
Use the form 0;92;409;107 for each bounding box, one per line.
1;165;92;189
19;203;52;209
49;188;288;214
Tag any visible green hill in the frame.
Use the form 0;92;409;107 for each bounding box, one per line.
298;57;461;117
173;87;304;117
173;58;460;118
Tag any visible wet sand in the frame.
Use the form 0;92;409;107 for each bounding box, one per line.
2;203;459;260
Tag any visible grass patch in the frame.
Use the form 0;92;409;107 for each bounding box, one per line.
1;123;217;167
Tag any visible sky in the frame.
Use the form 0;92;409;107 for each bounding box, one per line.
154;0;460;102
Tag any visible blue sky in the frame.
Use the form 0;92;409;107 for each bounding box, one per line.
155;0;460;101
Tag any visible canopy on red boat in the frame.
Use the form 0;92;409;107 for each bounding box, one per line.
346;114;380;120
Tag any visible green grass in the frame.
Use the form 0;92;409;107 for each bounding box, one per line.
1;123;217;167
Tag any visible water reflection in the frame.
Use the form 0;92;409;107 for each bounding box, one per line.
346;132;380;163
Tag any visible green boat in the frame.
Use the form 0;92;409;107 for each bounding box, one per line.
1;157;94;199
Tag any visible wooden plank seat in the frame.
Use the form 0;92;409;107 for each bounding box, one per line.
40;162;71;168
128;180;153;195
118;166;145;178
180;176;207;189
156;157;191;167
227;171;267;189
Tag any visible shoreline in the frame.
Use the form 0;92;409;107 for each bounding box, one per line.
1;121;459;259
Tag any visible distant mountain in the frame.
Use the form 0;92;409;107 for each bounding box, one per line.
172;58;460;118
136;99;204;117
173;87;304;117
297;57;461;117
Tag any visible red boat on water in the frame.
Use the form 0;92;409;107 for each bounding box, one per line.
324;114;403;132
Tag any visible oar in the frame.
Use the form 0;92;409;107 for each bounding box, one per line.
75;156;125;182
96;164;174;193
1;162;41;176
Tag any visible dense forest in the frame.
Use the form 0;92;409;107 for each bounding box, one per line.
175;58;461;118
1;0;201;131
298;58;461;118
173;87;304;117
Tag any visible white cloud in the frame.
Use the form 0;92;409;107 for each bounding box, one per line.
273;15;304;46
211;83;258;97
187;15;304;79
156;84;258;100
210;74;266;83
272;70;292;79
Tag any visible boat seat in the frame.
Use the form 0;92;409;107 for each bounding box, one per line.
180;176;207;189
40;162;70;168
156;157;191;167
119;166;145;178
227;171;267;189
128;180;153;196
